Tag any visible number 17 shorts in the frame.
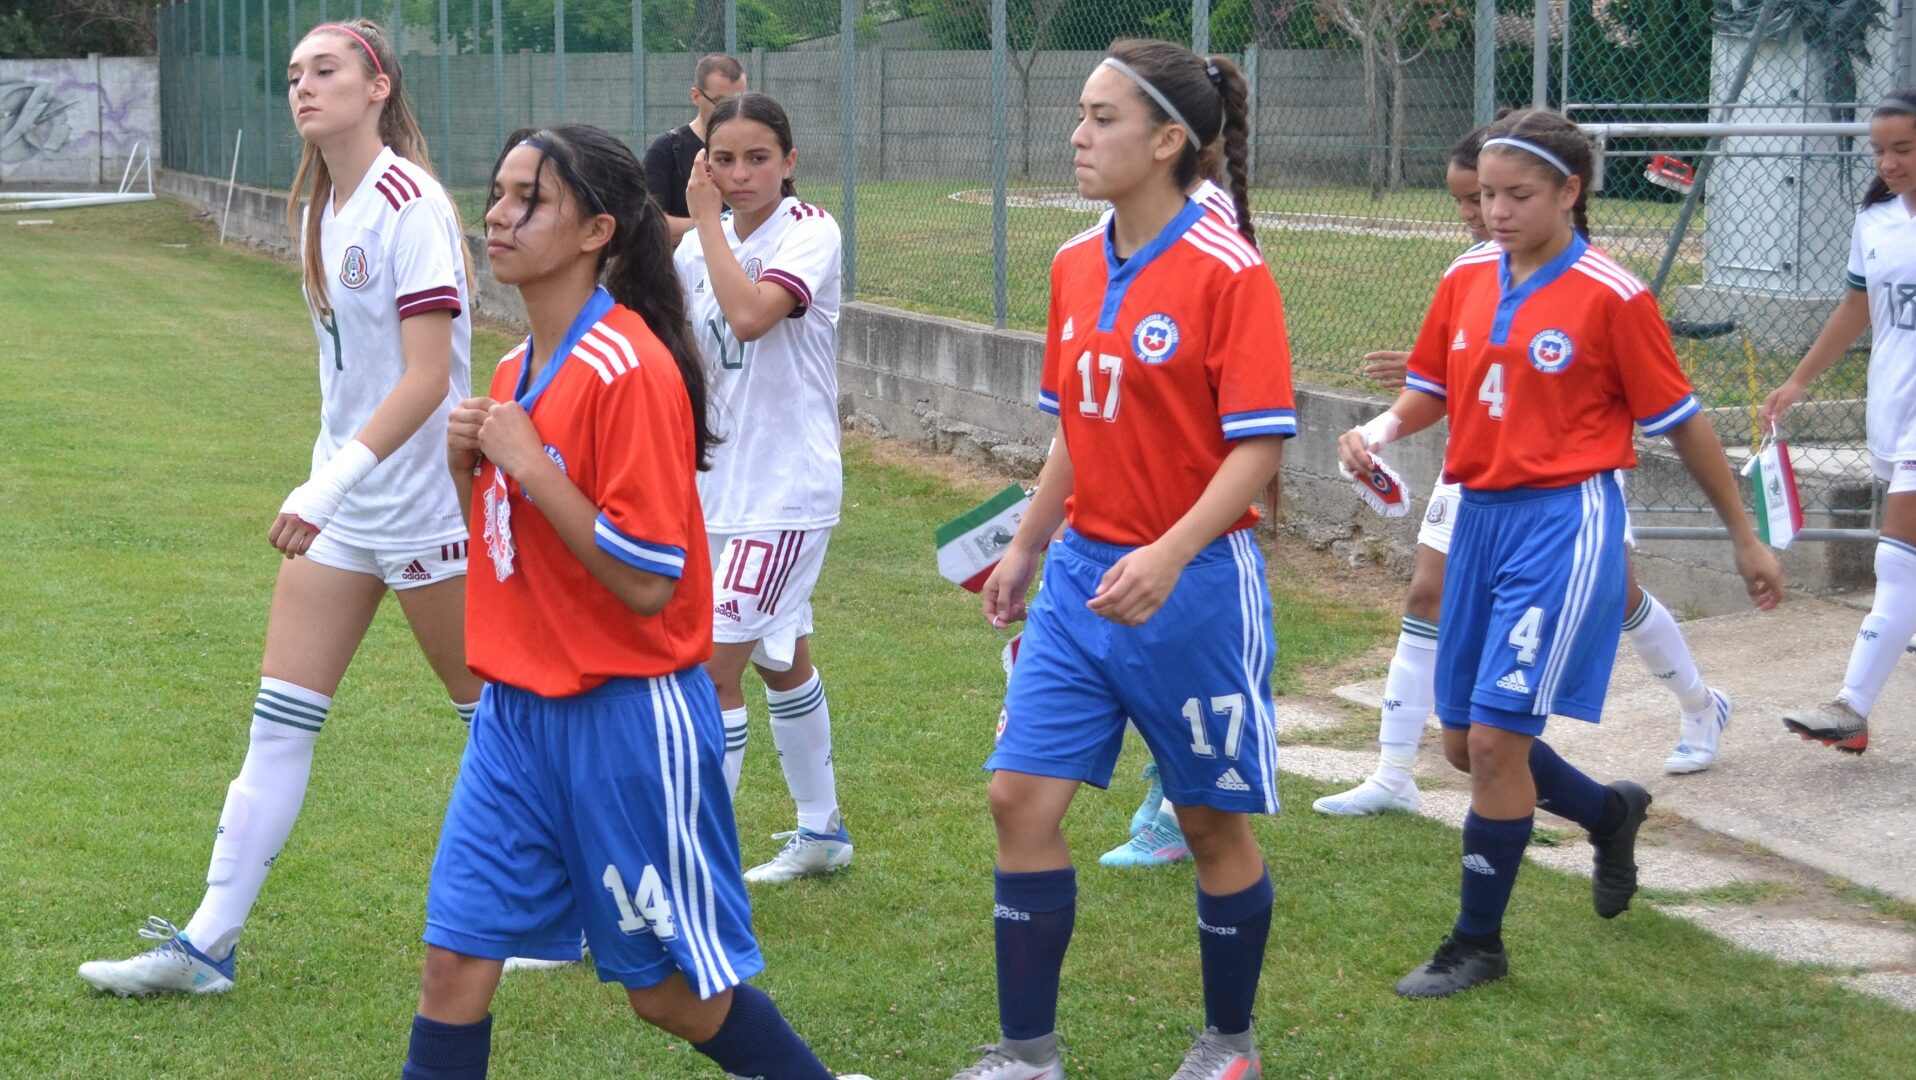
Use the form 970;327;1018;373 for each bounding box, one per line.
987;528;1280;815
423;668;765;997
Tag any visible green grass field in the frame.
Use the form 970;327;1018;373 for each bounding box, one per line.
2;201;1912;1078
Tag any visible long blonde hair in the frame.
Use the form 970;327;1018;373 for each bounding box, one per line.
287;19;465;316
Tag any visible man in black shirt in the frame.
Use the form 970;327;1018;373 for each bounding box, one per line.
644;53;748;241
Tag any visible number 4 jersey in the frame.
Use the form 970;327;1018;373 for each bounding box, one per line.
1404;233;1699;492
1040;199;1297;548
674;197;844;534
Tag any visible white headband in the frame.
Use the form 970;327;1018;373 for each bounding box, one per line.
1100;57;1201;150
1483;136;1574;177
1875;97;1916;116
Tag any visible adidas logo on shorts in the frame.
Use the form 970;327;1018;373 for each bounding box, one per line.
1214;767;1251;792
716;599;741;622
1462;854;1496;876
1496;669;1531;695
400;559;431;582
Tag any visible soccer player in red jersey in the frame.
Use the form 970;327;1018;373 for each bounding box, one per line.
400;124;866;1080
953;39;1294;1080
1340;109;1782;999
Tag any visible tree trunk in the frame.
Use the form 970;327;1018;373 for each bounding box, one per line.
1363;22;1384;200
1388;39;1408;192
691;0;725;52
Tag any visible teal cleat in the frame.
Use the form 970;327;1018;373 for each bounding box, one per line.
1128;759;1166;836
1099;810;1191;868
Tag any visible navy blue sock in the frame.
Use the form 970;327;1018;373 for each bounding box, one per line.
401;1014;491;1080
1196;868;1273;1036
690;983;831;1080
994;867;1077;1041
1528;739;1607;833
1455;811;1533;941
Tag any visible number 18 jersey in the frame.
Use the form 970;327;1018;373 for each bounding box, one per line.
1039;200;1297;548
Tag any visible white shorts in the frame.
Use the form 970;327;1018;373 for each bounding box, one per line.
1873;454;1916;495
708;528;831;671
1419;472;1636;556
304;532;468;590
1416;480;1462;555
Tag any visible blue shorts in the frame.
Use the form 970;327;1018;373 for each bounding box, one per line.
423;669;764;996
1436;474;1627;736
988;528;1279;814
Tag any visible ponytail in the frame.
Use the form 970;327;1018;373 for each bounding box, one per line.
489;124;715;469
1105;39;1257;244
1862;87;1916;208
1208;55;1255;245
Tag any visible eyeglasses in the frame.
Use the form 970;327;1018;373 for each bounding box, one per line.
695;88;733;107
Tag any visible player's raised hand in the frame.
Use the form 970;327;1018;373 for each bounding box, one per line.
1088;543;1183;626
982;545;1040;629
477;401;542;478
447;395;495;474
1759;380;1806;433
1363;349;1411;389
685;149;723;223
1734;538;1785;612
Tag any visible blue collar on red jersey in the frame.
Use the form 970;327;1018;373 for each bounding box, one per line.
1491;232;1587;346
514;285;616;412
1098;198;1210;332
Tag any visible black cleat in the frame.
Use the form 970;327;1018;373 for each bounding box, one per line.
1395;935;1509;998
1591;780;1652;919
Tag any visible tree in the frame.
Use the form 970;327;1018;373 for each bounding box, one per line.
1322;0;1464;196
2;0;156;57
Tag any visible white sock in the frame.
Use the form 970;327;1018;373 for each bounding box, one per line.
1838;539;1916;717
1375;617;1438;785
1622;590;1712;715
183;677;329;958
721;706;749;798
452;698;479;725
765;672;840;835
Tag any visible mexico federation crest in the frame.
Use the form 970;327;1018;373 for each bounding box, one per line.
1133;312;1180;364
1425;497;1447;525
339;245;370;289
743;257;763;282
1528;328;1574;373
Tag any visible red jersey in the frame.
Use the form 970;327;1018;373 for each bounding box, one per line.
1404;235;1700;491
467;289;713;697
1039;201;1297;547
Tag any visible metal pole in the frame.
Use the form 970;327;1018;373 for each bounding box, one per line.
1245;43;1258;184
1474;0;1495;124
491;0;504;156
286;0;293;51
391;0;400;47
238;0;248;185
555;0;566;120
200;0;210;176
1648;0;1783;297
725;0;736;55
1898;0;1915;89
438;0;452;185
1532;0;1550;108
990;0;1008;329
319;0;327;23
840;0;856;299
1559;0;1570;110
633;0;646;147
1192;0;1209;55
261;0;271;187
218;0;229;182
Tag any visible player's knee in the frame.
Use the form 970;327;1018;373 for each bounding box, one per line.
1442;737;1472;774
1464;726;1528;783
417;948;495;1025
986;774;1064;849
1175;805;1252;861
628;981;728;1043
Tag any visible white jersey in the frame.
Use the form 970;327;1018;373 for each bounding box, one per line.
306;145;472;548
1848;198;1916;461
675;196;844;531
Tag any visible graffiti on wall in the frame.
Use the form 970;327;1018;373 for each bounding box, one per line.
1;80;82;164
0;59;158;183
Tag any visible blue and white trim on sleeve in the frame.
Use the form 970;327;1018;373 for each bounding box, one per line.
1846;270;1869;291
1405;372;1447;399
594;514;687;579
1637;394;1701;437
1038;389;1061;416
1220;409;1298;440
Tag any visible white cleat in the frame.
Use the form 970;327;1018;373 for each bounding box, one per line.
950;1035;1065;1079
1312;774;1420;816
1664;688;1732;775
78;917;236;997
504;933;587;974
743;825;853;884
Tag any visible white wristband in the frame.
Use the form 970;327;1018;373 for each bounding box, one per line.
1355;412;1402;451
280;440;378;532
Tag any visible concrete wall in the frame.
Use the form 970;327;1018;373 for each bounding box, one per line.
157;169;1872;612
1;57;159;185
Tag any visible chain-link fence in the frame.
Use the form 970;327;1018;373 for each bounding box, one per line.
154;0;1912;530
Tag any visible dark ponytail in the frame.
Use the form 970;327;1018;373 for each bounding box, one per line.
707;92;800;200
1862;87;1916;207
1105;38;1256;244
1481;107;1595;240
486;124;716;469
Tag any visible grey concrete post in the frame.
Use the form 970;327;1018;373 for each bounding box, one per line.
1193;0;1209;54
1474;0;1494;123
438;0;452;185
725;0;736;55
991;0;1008;329
1245;43;1259;185
1532;0;1550;107
841;0;857;297
555;0;566;119
632;0;646;147
217;0;227;183
491;0;504;157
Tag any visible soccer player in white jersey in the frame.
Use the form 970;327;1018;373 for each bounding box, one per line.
1313;123;1735;819
675;92;851;884
1766;89;1916;753
78;19;479;997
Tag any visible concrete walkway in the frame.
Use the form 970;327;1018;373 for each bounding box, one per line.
1296;591;1916;1009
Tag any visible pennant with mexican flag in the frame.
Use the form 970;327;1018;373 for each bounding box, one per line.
1741;435;1803;550
936;483;1032;592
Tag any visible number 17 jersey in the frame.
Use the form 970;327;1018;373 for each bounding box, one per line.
1039;200;1297;547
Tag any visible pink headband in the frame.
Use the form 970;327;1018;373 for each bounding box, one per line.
307;23;384;77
